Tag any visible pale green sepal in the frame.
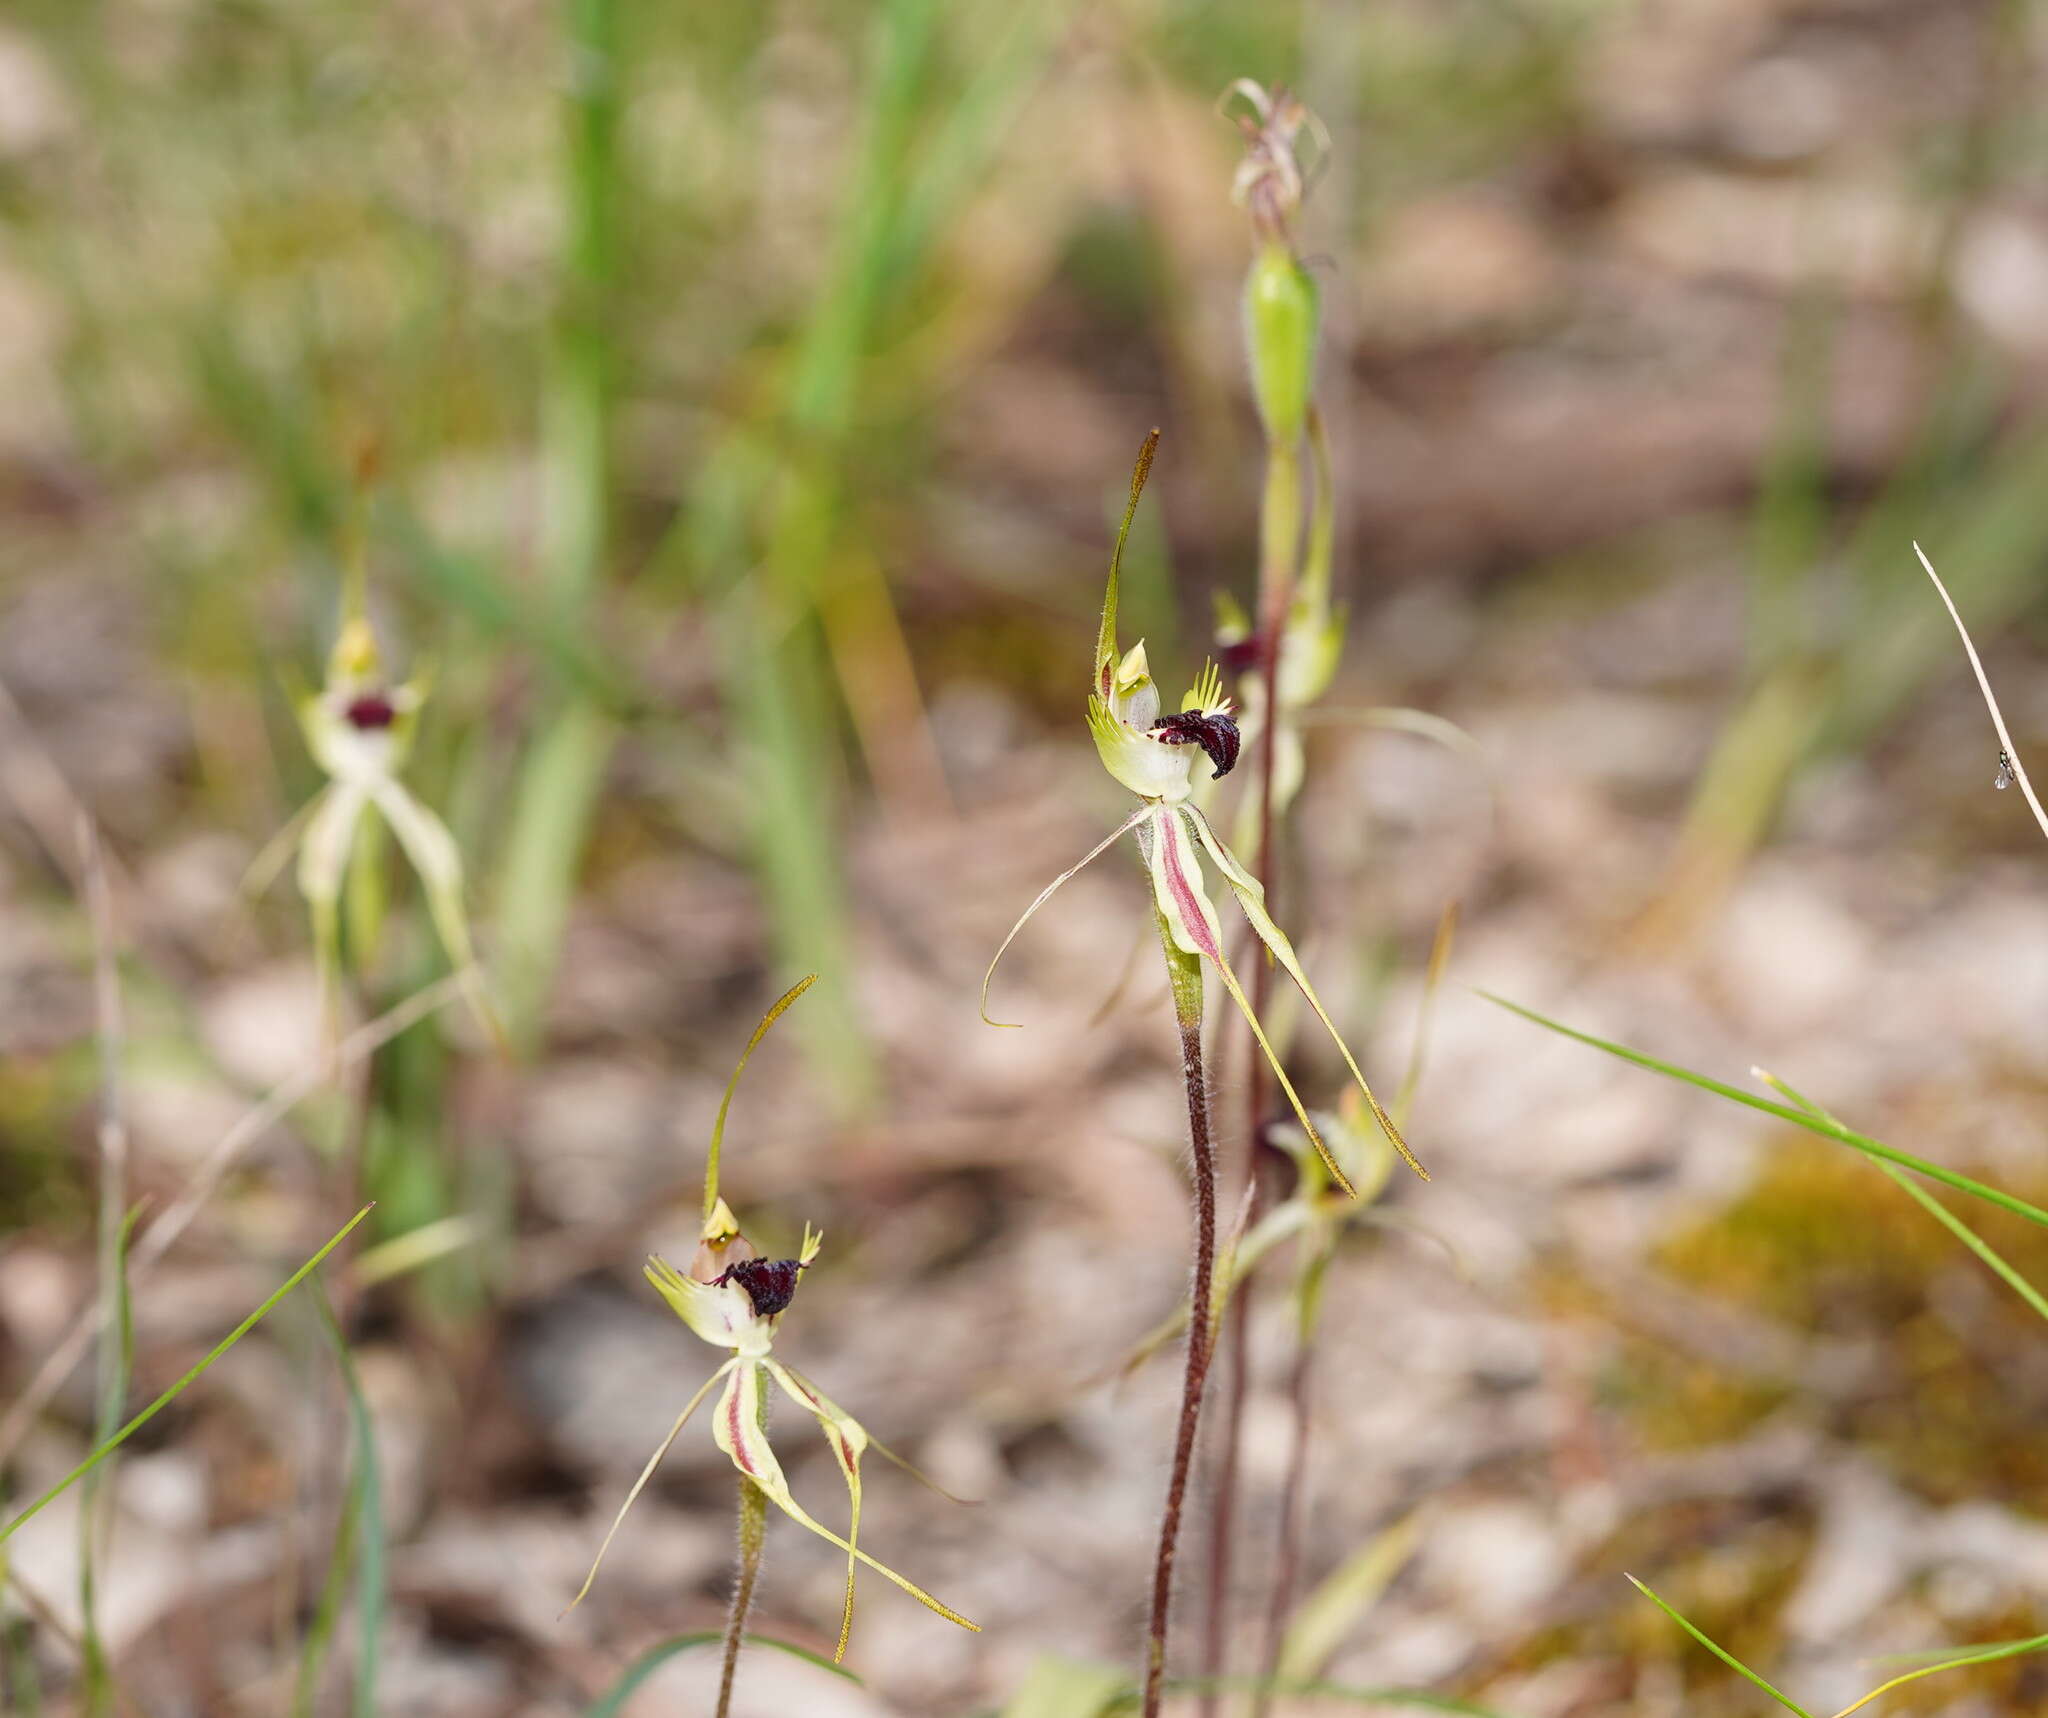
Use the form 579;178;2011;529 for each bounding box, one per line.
1095;431;1161;698
1090;697;1198;802
645;1255;773;1356
366;777;504;1046
298;781;368;1032
702;974;817;1223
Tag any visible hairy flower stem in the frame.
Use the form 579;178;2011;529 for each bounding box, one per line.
1144;922;1219;1718
716;1478;768;1718
1202;429;1302;1718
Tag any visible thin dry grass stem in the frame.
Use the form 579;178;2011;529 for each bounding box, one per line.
0;676;137;901
1916;542;2048;842
0;973;466;1467
80;813;130;1707
82;818;128;1208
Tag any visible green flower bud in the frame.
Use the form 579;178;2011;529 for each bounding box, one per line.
1244;242;1318;445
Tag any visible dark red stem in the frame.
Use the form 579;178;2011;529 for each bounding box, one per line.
1143;1016;1220;1718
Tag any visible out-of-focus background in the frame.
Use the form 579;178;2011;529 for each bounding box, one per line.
4;1;2048;1713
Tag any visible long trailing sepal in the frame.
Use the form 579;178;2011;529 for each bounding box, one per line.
562;1360;735;1618
981;806;1150;1027
713;1360;979;1639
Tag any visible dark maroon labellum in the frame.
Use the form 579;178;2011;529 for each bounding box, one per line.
1151;709;1241;779
344;692;399;731
712;1257;807;1318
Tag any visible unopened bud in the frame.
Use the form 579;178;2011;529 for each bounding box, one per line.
1244;243;1318;446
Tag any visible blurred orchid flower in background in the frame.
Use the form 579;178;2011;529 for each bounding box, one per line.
982;433;1426;1196
566;975;978;1663
272;588;500;1046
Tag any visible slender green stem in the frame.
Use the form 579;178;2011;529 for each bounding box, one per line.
1144;928;1218;1718
1;1208;374;1548
717;1480;769;1718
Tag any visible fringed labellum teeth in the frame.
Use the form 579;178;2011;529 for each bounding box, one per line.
343;692;399;731
1151;710;1241;779
714;1257;807;1318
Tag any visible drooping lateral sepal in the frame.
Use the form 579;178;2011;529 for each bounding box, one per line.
713;1360;979;1640
1186;804;1426;1183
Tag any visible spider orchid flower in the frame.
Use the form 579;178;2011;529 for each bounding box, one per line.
982;434;1425;1196
566;978;978;1661
281;595;499;1043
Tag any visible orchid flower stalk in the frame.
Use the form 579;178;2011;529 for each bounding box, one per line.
983;435;1425;1198
274;580;500;1047
566;976;977;1717
982;432;1422;1718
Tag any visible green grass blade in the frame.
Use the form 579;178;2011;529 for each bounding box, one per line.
290;1472;356;1718
1627;1576;1814;1717
0;1207;375;1548
492;0;625;1049
1869;1633;2048;1667
1829;1632;2048;1717
1483;995;2048;1229
312;1287;383;1718
1753;1068;2048;1325
585;1631;860;1716
495;702;616;1048
883;2;1063;289
1877;1165;2048;1325
378;506;635;720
